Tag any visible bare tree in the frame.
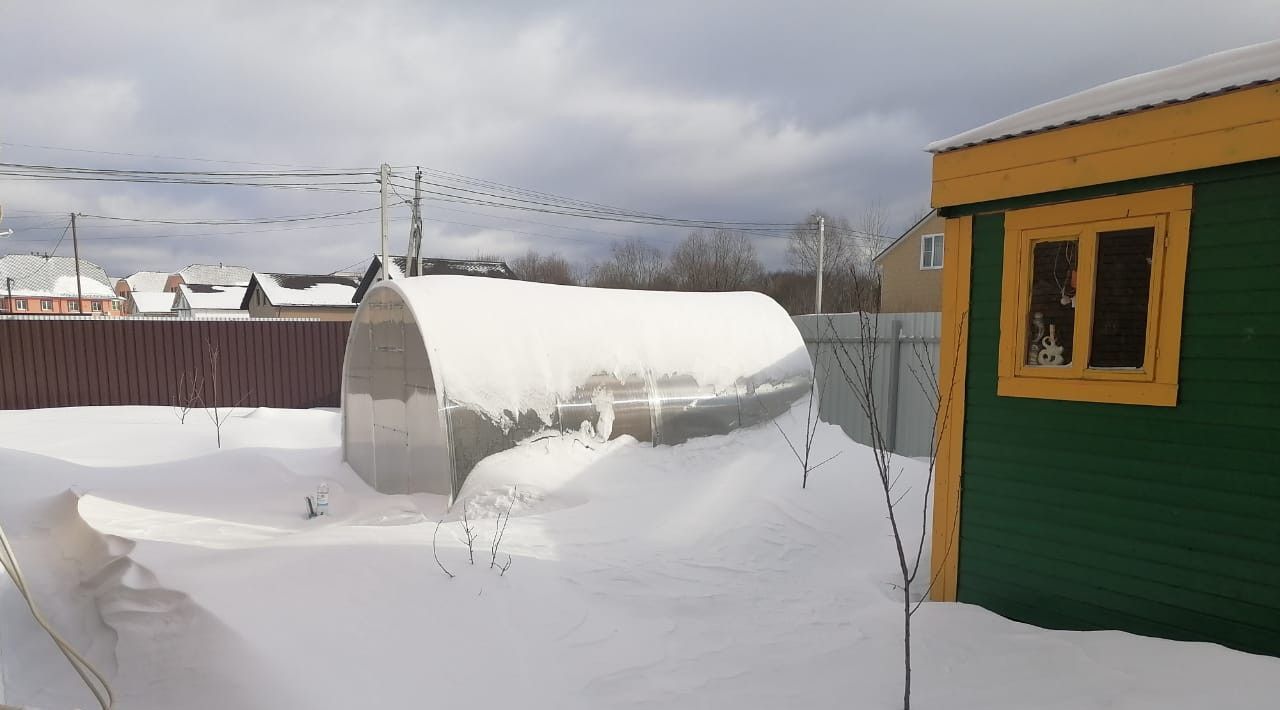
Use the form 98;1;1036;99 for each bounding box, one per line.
589;238;669;289
825;276;965;710
201;339;251;449
668;229;764;291
787;210;859;276
511;249;579;285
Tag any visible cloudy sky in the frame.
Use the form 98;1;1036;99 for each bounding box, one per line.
1;1;1277;278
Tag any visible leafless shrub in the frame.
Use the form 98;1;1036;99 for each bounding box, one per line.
489;492;516;569
172;371;204;424
460;501;480;565
762;321;840;488
433;519;455;579
498;554;513;576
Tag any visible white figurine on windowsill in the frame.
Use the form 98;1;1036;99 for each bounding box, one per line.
1037;325;1066;366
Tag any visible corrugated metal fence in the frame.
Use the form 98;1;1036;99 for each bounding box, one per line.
793;312;941;458
0;317;349;409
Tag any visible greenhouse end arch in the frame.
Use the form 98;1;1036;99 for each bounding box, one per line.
342;276;813;502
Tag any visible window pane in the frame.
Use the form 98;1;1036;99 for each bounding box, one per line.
1089;227;1155;368
1026;239;1077;367
933;235;944;267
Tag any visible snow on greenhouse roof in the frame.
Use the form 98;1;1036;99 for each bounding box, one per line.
370;275;811;424
928;39;1280;153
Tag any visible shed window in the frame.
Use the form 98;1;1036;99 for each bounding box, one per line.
921;233;944;269
998;186;1191;407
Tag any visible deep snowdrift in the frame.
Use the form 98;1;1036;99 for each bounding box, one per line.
1;406;1277;709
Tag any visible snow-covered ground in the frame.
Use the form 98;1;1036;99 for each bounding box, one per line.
1;406;1277;709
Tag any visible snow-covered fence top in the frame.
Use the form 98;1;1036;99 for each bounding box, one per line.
342;276;813;501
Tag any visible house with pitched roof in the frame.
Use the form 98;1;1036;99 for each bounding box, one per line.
0;254;124;316
872;210;946;313
173;283;249;319
240;272;360;320
164;263;252;293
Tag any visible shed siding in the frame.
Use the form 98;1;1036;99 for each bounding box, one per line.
957;163;1280;656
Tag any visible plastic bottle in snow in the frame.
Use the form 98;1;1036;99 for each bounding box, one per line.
316;483;329;516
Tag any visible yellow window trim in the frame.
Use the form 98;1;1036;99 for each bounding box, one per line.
997;187;1191;407
929;215;971;602
931;81;1280;208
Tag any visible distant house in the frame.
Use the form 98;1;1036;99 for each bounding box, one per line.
164;263;252;293
173;283;249;319
240;272;360;321
127;291;177;318
0;254;125;316
115;270;171;315
872;210;945;313
351;255;516;303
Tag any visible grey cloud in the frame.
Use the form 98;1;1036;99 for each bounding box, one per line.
1;1;1277;278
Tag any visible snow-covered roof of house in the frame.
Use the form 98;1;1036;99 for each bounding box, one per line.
130;291;177;314
352;255;517;303
176;283;248;310
242;272;360;309
176;263;252;286
928;39;1280;153
122;270;170;293
0;254;118;299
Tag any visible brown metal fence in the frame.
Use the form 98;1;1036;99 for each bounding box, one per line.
0;318;350;410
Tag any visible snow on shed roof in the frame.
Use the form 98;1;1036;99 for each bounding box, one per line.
122;271;170;293
177;263;252;286
244;272;359;308
928;39;1280;153
0;254;117;298
130;291;177;314
177;283;248;310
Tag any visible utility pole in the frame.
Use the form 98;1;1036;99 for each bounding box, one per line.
407;167;423;276
4;277;12;314
379;163;391;281
70;213;85;315
814;215;825;314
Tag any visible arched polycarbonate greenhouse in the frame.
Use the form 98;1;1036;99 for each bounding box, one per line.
342;276;813;502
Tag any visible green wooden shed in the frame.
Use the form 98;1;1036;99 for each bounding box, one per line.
926;39;1280;656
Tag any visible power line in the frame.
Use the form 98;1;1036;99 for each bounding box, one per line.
0;140;360;171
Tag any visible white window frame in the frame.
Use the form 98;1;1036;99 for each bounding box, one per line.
14;299;27;311
67;299;80;312
920;233;944;270
91;301;103;312
40;299;53;311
